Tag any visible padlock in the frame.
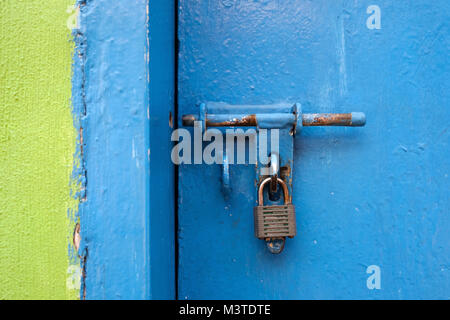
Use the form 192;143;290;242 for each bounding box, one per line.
254;177;296;240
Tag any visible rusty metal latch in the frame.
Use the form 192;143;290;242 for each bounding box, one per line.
182;103;365;130
183;102;366;254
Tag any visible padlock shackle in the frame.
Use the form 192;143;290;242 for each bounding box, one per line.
258;178;291;206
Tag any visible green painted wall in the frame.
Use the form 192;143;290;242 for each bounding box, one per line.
0;1;79;299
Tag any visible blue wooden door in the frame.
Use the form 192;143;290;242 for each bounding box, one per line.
177;0;449;299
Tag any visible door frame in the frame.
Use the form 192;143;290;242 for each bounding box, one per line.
76;0;176;300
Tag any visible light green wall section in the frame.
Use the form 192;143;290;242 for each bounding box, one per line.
0;1;79;299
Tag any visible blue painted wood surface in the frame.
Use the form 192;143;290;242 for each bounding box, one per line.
178;0;449;299
78;0;175;299
149;0;176;300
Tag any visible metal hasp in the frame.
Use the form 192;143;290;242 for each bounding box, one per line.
182;102;366;254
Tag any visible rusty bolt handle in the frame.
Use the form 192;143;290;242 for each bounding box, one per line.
182;112;366;127
301;112;366;127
